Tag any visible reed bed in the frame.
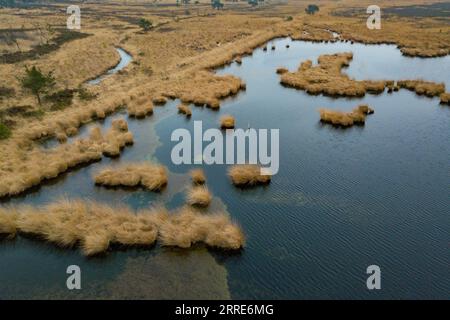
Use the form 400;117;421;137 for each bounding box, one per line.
158;208;245;250
228;165;271;187
440;93;450;105
220;115;235;129
127;98;153;118
0;199;244;255
94;163;167;191
186;186;212;208
0;121;133;198
190;169;206;185
319;104;374;127
397;80;446;97
279;52;388;97
177;104;192;117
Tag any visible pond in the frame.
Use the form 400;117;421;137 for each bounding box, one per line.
0;38;449;299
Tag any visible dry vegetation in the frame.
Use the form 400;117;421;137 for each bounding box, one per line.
220;114;235;129
190;168;206;185
177;103;192;117
94;163;168;191
186;186;212;207
127;97;153;118
0;119;133;198
397;80;446;97
0;199;245;255
0;0;448;200
279;52;388;97
440;93;450;105
319;104;374;127
228;165;271;187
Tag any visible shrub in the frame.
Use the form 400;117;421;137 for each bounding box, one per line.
19;66;55;105
228;165;271;187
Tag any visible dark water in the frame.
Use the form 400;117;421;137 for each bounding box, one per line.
1;38;449;299
87;48;132;85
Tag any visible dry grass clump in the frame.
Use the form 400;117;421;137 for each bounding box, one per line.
220;115;235;129
152;96;168;106
169;71;244;110
0;207;18;238
279;53;388;97
398;80;446;97
0;199;244;255
190;169;206;185
319;104;374;127
235;56;242;65
177;104;192;117
94;163;167;191
8;199;159;256
440;93;450;105
276;67;288;74
0;121;133;198
186;186;212;208
127;98;153;118
158;208;245;250
228;165;271;187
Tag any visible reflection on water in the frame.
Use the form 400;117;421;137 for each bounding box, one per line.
87;48;132;85
1;38;449;299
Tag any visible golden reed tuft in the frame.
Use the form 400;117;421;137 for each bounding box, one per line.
186;186;212;207
319;104;374;127
0;199;245;255
94;163;168;191
228;165;271;187
220;115;235;129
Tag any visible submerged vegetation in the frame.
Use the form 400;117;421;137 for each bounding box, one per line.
94;163;167;192
319;104;374;127
0;199;245;256
228;165;271;187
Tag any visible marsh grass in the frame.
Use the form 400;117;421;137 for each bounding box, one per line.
186;186;212;207
398;80;446;97
94;163;167;192
220;115;235;129
228;165;271;187
127;98;154;118
190;169;206;185
177;103;192;117
279;53;388;97
440;93;450;105
319;104;374;127
0;120;133;198
0;199;245;255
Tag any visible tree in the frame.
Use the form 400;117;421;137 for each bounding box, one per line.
19;66;55;105
305;4;319;15
138;18;153;31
